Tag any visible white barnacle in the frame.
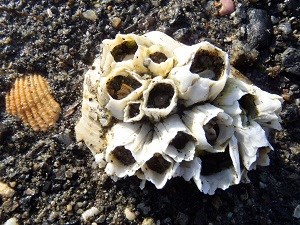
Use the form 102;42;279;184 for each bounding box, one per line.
142;76;178;121
100;33;152;76
154;114;196;162
182;103;234;153
75;31;283;195
194;135;241;195
103;67;149;120
169;41;230;106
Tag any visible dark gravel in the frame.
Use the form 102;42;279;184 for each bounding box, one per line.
0;0;299;224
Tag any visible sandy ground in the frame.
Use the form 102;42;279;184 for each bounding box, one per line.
0;0;299;224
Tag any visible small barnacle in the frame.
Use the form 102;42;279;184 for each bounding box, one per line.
111;40;138;62
190;49;224;81
146;83;174;109
198;147;232;176
110;146;136;166
106;75;141;100
142;77;177;121
5;74;61;132
145;153;172;174
238;94;258;119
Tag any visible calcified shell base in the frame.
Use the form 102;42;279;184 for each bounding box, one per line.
75;31;282;195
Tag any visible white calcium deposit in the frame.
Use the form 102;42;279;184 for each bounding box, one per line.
75;31;283;195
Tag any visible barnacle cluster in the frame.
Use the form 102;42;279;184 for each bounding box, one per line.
5;74;61;132
75;31;282;194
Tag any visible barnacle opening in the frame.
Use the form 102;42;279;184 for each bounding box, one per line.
170;131;194;150
149;52;168;64
110;146;136;166
238;94;258;119
199;147;232;176
106;75;141;100
189;49;224;81
146;83;175;108
111;41;138;62
128;102;141;119
146;153;171;174
203;118;220;146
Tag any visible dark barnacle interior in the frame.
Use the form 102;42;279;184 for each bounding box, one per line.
146;153;172;174
106;75;141;100
146;83;174;108
238;94;258;119
111;146;136;166
111;40;138;62
199;147;232;176
203;117;220;146
169;131;195;150
149;52;168;64
128;102;141;118
189;49;224;80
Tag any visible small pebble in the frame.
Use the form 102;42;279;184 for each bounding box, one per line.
142;217;156;225
82;207;100;222
293;205;300;218
82;10;98;21
124;207;136;221
111;17;122;29
0;181;15;198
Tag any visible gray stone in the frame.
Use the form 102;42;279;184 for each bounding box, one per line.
282;48;300;76
247;9;273;49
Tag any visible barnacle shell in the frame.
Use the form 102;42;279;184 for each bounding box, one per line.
169;41;230;106
76;31;283;195
5;74;61;132
142;76;178;121
182;103;234;153
102;67;149;120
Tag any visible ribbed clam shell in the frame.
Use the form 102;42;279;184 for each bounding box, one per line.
5;74;61;132
142;77;178;121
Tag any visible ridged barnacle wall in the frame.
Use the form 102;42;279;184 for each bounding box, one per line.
75;31;283;195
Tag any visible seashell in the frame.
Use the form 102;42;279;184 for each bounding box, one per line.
169;41;230;105
134;44;175;77
103;66;149;120
182;103;234;153
194;135;241;195
76;31;283;195
5;74;61;132
142;76;178;121
154;114;196;162
100;33;152;76
234;119;273;170
141;153;179;189
214;74;283;130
